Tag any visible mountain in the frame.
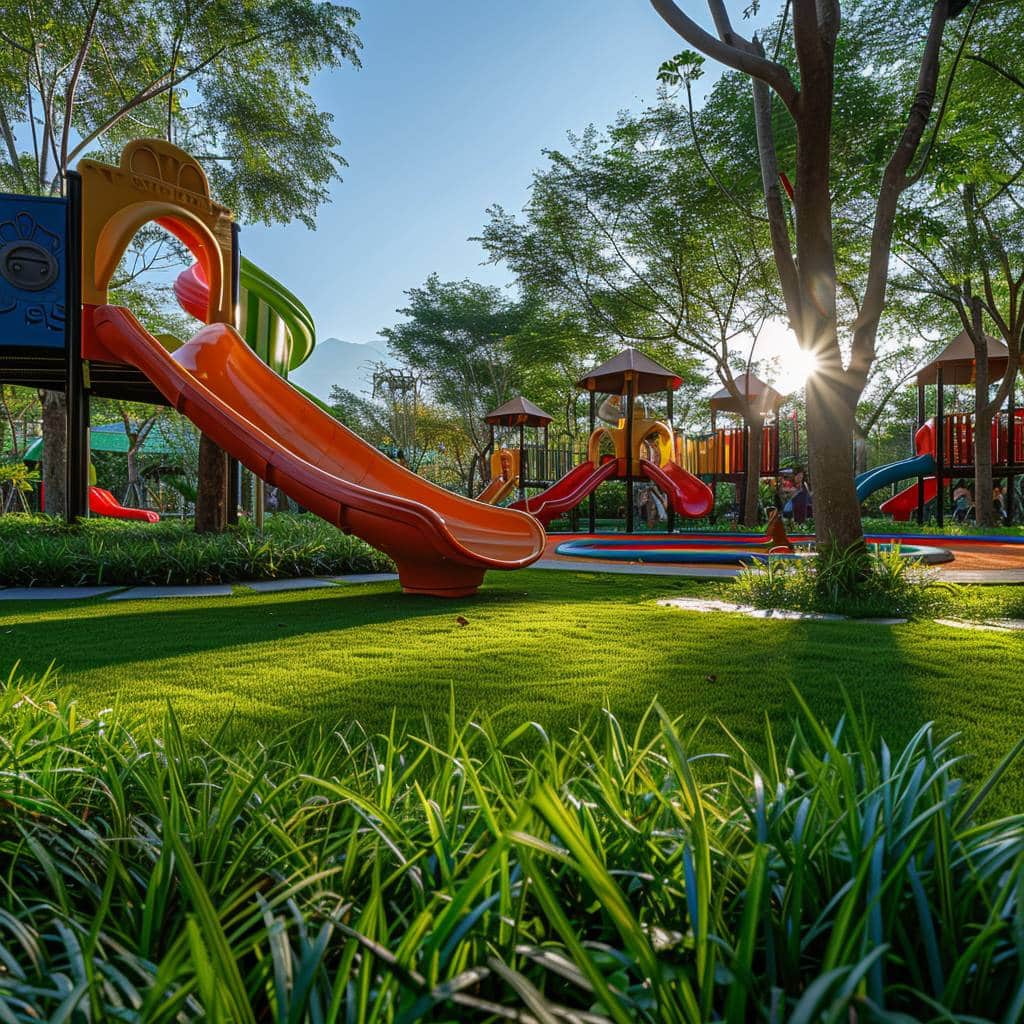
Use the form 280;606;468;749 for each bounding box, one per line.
288;337;396;401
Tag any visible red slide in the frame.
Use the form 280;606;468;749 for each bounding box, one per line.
879;477;939;521
510;459;619;527
91;306;544;597
638;459;714;517
89;486;160;522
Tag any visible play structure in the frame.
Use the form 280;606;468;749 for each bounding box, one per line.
477;363;801;532
0;139;544;596
477;397;553;505
856;332;1022;524
502;349;714;529
677;373;796;508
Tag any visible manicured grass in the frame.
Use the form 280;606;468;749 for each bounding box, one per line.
3;569;1023;810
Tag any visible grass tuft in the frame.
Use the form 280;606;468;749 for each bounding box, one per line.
1;670;1022;1020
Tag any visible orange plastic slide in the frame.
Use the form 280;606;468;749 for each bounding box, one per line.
92;306;545;596
510;459;619;527
638;459;714;518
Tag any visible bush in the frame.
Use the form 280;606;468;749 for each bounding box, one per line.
0;512;393;586
732;542;947;618
1;670;1022;1021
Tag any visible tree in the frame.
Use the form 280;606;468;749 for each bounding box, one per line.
649;0;975;550
480;110;774;525
0;0;362;521
892;3;1024;525
380;276;589;494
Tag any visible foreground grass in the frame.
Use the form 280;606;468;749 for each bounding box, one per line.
2;674;1022;1020
2;570;1023;811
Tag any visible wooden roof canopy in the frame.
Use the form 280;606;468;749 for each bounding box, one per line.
484;396;554;427
577;348;682;396
709;372;786;414
915;330;1015;386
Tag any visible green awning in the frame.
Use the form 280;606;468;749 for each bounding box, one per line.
22;422;176;461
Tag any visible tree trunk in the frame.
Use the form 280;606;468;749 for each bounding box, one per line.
41;390;67;518
804;373;862;550
968;297;994;527
973;354;994;528
195;433;227;533
742;412;763;527
852;426;869;476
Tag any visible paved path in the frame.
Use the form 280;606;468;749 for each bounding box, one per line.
0;558;1020;602
0;574;400;601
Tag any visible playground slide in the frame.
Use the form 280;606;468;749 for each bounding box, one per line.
854;452;936;502
89;486;160;522
510;459;619;527
879;477;939;521
476;475;517;505
638;459;715;517
93;306;545;596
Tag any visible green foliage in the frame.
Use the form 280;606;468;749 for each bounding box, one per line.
0;1;362;228
0;461;39;493
0;512;391;586
1;671;1022;1020
732;543;947;618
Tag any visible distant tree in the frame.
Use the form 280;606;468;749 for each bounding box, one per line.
381;276;592;492
0;0;361;521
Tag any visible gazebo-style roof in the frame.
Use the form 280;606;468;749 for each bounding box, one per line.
916;330;1013;386
484;396;553;427
709;372;786;415
577;348;682;396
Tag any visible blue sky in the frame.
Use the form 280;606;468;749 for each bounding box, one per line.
239;2;714;344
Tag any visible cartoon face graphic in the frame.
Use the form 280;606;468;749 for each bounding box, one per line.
0;241;59;291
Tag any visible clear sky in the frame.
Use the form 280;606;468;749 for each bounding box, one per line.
239;2;716;345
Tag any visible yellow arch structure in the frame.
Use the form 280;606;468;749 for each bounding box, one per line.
78;139;234;326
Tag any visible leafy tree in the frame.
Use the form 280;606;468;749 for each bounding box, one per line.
381;276;595;494
892;2;1024;525
480;109;774;525
0;0;361;521
649;0;976;550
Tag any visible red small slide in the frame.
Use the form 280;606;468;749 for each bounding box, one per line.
879;478;938;521
89;486;160;523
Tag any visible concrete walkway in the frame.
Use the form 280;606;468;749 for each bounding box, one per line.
0;557;1020;601
0;573;400;601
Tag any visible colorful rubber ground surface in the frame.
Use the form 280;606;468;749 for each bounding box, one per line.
553;532;1024;567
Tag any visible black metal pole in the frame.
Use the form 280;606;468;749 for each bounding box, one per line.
588;391;596;533
1007;380;1017;523
518;422;526;503
666;387;675;533
916;382;925;524
226;457;240;525
936;370;945;529
625;381;634;534
64;171;88;522
710;408;718;523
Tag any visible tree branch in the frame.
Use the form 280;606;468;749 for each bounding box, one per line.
649;0;800;114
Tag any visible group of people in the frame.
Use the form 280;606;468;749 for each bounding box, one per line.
952;479;1011;524
776;468;812;524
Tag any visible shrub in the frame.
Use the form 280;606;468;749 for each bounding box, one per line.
0;512;393;586
1;670;1022;1020
732;542;947;618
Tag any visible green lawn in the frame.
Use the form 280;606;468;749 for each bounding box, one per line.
3;569;1023;808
